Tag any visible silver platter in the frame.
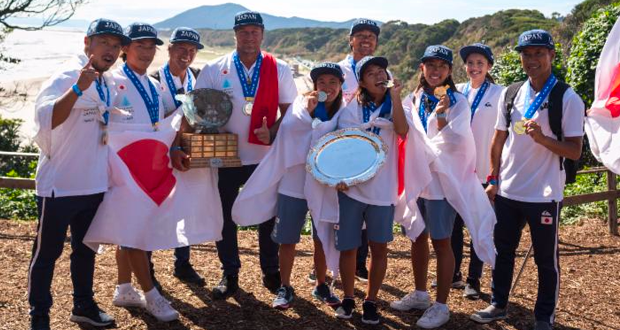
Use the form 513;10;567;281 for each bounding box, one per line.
306;128;388;187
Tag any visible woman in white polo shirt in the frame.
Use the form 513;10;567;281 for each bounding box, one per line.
108;22;178;322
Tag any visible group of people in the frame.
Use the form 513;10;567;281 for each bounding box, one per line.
28;10;585;330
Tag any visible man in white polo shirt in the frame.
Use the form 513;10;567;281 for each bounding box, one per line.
148;27;205;286
470;29;585;330
189;11;297;299
29;18;129;330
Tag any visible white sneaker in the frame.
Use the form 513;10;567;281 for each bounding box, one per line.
146;296;179;322
390;291;431;311
416;303;450;329
113;285;146;308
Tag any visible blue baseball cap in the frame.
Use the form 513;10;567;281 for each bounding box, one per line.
310;62;344;83
234;11;264;30
355;56;388;81
170;27;204;49
350;18;380;37
124;22;164;46
515;29;555;52
421;45;453;65
459;43;494;64
86;18;131;45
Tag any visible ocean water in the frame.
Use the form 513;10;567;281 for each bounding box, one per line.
0;28;84;83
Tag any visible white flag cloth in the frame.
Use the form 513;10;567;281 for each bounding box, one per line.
83;113;223;251
402;92;497;267
232;96;344;273
585;18;620;174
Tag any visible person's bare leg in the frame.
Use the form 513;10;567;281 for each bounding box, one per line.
366;241;388;301
116;247;132;285
412;233;430;291
279;243;296;286
432;238;455;304
126;249;154;292
313;238;328;285
339;249;357;297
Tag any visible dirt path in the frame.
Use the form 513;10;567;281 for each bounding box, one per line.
0;218;618;329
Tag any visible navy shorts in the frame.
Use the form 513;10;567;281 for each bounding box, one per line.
334;192;394;251
418;198;457;240
272;194;315;244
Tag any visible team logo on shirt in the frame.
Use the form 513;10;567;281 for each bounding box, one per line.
333;224;340;230
541;211;553;225
121;96;131;107
222;69;229;75
541;102;549;110
485;102;492;107
118;84;126;91
222;79;232;89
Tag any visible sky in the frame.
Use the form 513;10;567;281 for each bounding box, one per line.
71;0;584;26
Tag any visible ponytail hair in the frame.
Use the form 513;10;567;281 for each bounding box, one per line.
485;72;495;84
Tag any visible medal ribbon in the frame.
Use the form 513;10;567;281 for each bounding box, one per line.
94;77;110;125
314;102;330;122
463;80;490;123
348;55;357;78
233;51;263;99
418;88;456;133
363;93;392;135
163;63;193;108
123;64;160;128
523;74;557;120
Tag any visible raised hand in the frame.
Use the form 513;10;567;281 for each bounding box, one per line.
76;55;100;92
305;91;319;114
254;116;271;144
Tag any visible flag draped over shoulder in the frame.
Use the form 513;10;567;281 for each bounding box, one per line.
83;113;223;251
585;18;620;174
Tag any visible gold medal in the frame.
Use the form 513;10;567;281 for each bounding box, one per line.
243;102;253;116
434;84;449;98
514;119;527;135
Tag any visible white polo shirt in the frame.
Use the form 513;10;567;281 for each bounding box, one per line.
456;82;504;183
496;82;585;203
338;55;359;105
195;51;298;165
156;64;197;116
33;54;111;198
110;65;165;125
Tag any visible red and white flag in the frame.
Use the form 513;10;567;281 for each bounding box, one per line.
585;18;620;174
84;113;223;251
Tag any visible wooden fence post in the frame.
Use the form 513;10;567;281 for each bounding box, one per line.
607;170;618;236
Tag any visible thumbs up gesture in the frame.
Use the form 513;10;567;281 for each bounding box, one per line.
77;55;100;92
254;116;271;144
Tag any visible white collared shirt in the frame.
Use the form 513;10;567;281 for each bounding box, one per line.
110;65;165;125
157;64;197;116
495;82;585;202
33;54;111;197
338;55;359;105
195;51;298;165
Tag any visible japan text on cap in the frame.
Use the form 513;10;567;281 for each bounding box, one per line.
515;29;555;52
310;62;344;82
350;18;380;37
170;27;204;49
124;22;164;45
355;56;388;81
421;45;453;65
87;18;131;44
234;11;264;30
459;43;494;64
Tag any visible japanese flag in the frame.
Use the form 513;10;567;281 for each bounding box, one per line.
83;113;223;251
585;18;620;174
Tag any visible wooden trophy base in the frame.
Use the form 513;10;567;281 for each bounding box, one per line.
181;132;243;168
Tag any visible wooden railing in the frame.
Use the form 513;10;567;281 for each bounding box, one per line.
0;152;618;234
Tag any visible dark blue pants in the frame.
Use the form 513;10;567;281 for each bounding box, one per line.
491;195;561;324
28;193;104;316
357;229;369;270
147;246;191;277
452;214;484;283
216;165;279;276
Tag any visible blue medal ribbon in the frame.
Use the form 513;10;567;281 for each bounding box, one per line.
94;78;110;125
362;93;392;135
463;80;490;123
123;63;160;129
348;55;357;78
163;63;193;108
314;102;330;122
418;88;456;133
523;74;557;120
233;51;263;100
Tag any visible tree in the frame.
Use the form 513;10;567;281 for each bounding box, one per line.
0;0;86;31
